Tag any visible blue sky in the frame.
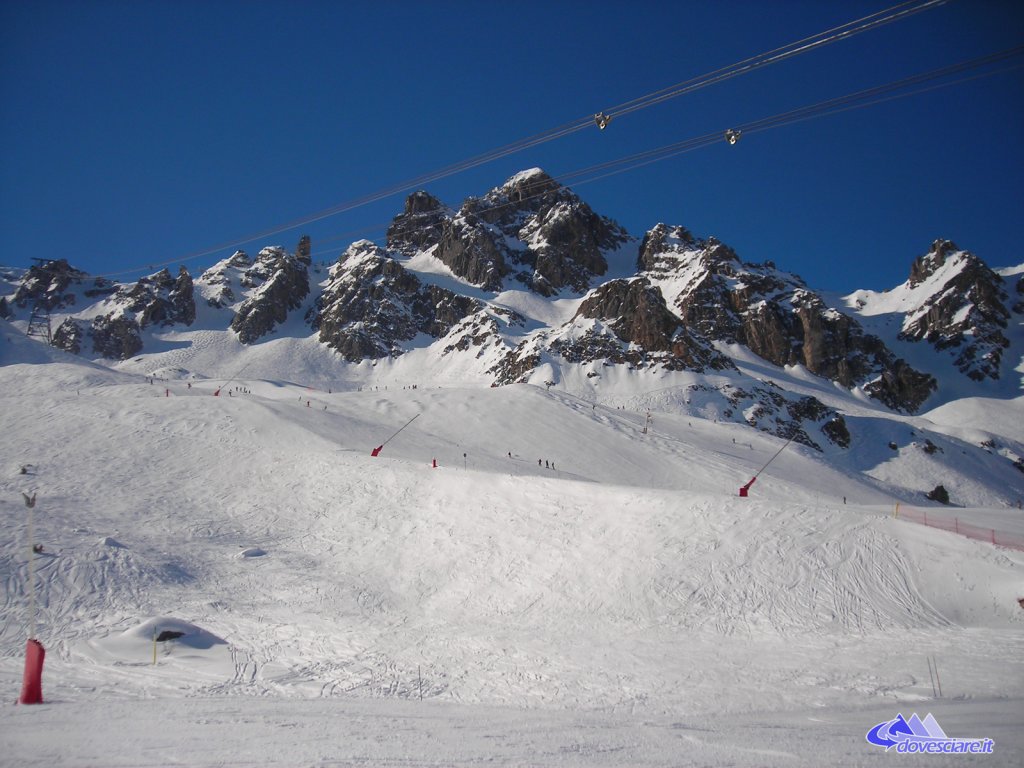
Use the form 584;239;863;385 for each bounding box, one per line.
1;0;1022;291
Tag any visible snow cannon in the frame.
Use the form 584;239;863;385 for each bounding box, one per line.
19;639;44;704
739;477;757;498
370;414;420;458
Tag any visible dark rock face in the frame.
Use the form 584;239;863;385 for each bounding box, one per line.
0;296;10;320
230;247;310;344
862;360;936;413
898;240;1011;381
488;344;542;386
41;265;196;360
13;259;86;311
52;317;85;354
488;276;736;385
435;213;509;291
387;169;630;295
640;224;936;413
90;316;143;360
577;279;679;352
386;191;451;257
573;278;735;372
311;241;482;361
296;235;312;265
115;267;196;329
169;269;197;327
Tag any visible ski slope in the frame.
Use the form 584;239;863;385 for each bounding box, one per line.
1;327;1023;766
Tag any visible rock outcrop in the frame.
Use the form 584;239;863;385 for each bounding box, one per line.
42;265;196;360
639;224;936;412
310;240;483;361
387;169;631;295
117;267;196;329
12;259;87;311
230;246;310;344
897;239;1011;381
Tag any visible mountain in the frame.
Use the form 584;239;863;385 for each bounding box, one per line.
2;168;1022;477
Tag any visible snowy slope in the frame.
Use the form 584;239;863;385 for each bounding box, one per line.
1;329;1023;766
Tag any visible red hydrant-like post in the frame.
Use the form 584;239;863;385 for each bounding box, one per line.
19;639;45;704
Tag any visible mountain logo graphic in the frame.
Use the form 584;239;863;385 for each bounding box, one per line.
866;713;994;754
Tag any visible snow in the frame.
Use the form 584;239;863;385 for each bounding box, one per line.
504;167;547;186
841;250;973;320
1;325;1023;766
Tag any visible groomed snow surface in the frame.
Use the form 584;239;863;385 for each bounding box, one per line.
1;332;1023;766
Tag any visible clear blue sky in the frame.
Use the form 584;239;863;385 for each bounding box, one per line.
2;0;1022;291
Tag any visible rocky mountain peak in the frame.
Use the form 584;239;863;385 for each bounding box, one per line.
480;168;566;220
386;191;453;258
388;168;630;297
909;239;960;286
898;241;1010;381
230;243;311;344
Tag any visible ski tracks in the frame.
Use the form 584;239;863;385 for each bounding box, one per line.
651;502;952;638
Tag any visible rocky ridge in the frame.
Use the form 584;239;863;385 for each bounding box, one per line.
636;225;937;412
897;239;1012;381
309;240;487;361
22;261;198;360
3;170;1020;445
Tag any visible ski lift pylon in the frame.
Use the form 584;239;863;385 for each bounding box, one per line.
594;112;612;130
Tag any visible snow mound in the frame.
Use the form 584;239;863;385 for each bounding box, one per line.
150;366;204;381
236;547;266;559
121;617;226;649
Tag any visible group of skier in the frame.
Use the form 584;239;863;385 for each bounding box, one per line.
504;452;557;471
